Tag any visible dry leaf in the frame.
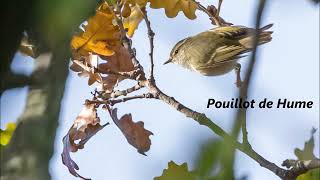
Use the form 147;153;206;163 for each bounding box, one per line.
108;108;153;155
70;53;103;86
98;46;134;91
62;103;108;179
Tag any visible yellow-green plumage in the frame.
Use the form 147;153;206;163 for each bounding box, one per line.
167;24;273;76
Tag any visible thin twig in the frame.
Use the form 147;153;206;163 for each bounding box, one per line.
110;83;143;98
109;93;153;105
232;0;268;145
88;93;153;106
227;0;268;175
141;8;155;82
193;0;222;26
216;0;223;18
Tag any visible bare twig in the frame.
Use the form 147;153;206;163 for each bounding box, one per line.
88;93;153;106
216;0;223;18
141;8;155;82
225;0;268;176
109;93;153;105
192;0;232;26
232;0;268;145
110;83;143;98
193;0;222;26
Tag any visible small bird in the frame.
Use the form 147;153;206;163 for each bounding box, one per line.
164;24;273;85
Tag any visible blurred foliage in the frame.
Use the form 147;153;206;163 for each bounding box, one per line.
0;122;16;146
296;128;320;180
155;139;238;180
195;140;236;180
310;0;319;3
154;161;196;180
298;169;320;180
294;128;317;160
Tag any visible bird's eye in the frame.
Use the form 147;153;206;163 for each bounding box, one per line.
174;49;179;54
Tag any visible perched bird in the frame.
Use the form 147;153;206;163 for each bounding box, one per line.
164;24;273;78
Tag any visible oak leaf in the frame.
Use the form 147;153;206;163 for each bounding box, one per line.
295;128;320;180
154;161;196;180
123;5;144;37
149;0;197;20
108;108;153;155
98;46;135;91
70;54;103;86
71;3;120;56
62;103;108;179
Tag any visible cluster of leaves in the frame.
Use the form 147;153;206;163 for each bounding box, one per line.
63;1;203;178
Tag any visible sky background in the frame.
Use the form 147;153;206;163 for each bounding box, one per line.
1;0;319;179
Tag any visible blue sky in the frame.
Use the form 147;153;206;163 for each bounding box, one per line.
1;0;319;179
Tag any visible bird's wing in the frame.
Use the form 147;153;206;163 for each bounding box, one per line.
207;45;248;65
209;26;252;39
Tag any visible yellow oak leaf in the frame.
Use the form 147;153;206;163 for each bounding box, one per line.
0;122;16;146
71;4;120;56
122;0;148;7
149;0;197;20
123;5;144;37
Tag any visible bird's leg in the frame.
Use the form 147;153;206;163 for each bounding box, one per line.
234;63;242;88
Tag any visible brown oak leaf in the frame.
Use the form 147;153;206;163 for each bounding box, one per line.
98;46;135;91
70;53;103;86
108;107;153;155
62;103;108;179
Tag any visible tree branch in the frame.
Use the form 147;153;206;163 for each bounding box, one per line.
141;8;155;82
108;83;143;98
1;72;32;95
282;159;320;176
192;0;232;26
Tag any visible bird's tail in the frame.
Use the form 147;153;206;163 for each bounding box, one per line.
240;24;273;48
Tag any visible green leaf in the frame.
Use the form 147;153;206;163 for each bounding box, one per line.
195;140;236;179
154;161;196;180
294;128;317;160
297;168;320;180
295;128;320;180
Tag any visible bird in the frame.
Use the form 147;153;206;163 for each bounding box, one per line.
164;24;273;79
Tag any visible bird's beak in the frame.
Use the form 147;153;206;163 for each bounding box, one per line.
163;58;172;65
